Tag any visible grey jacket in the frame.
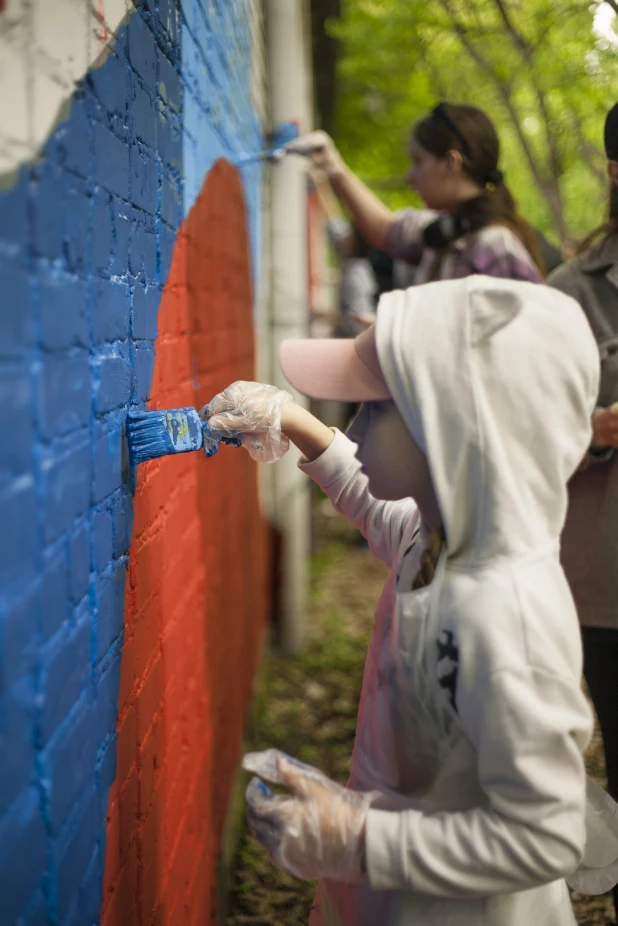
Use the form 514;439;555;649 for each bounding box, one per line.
548;231;618;628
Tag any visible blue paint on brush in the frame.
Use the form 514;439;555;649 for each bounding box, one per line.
127;406;242;464
255;778;275;799
127;407;203;463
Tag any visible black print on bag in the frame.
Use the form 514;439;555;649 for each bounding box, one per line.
396;527;421;584
436;630;459;712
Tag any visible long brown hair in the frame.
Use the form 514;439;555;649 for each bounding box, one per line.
414;104;546;275
412;526;446;590
577;180;618;254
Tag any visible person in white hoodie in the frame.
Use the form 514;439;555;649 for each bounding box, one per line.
202;276;617;926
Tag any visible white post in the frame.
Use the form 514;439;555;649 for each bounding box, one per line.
264;0;313;653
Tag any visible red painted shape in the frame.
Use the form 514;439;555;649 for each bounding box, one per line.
102;160;270;925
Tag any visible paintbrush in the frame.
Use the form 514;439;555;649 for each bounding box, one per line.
234;121;310;168
234;145;311;167
126;407;241;465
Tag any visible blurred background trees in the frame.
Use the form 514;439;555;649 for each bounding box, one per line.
311;0;618;244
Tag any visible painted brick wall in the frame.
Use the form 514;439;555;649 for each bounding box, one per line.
0;2;271;924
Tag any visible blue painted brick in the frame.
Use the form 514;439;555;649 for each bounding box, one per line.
40;614;91;744
40;543;70;640
0;260;32;358
157;114;182;173
161;172;182;227
94;347;131;414
92;507;113;573
95;559;126;661
168;118;183;175
179;0;195;35
0;585;37;695
93;419;123;503
19;890;47;926
0;476;38;593
133;341;155;402
33;164;64;259
129;11;157;86
39;273;88;351
159;52;180;112
160;0;179;51
129;212;157;280
194;0;217;53
111;490;132;557
182;51;203;117
160;222;175;282
133;79;157;148
38;351;90;439
129;212;147;278
45;697;96;836
93;278;131;343
97;733;117;821
92;191;114;276
73;846;102;926
0;678;36;818
65;180;91;274
131;145;158;214
145;227;157;281
41;436;91;544
0;788;46;925
56;794;97;924
95;648;121;746
0;177;28;254
69;521;90;605
112;199;131;274
57;97;90;179
132;285;159;339
93;122;129;200
90;52;127;116
0;364;32;482
141;0;158;22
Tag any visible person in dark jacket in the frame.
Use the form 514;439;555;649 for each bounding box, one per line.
547;99;618;920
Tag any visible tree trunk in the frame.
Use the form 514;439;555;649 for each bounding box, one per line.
438;0;567;239
309;0;341;136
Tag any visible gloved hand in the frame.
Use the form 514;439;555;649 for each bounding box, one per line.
200;381;293;463
286;130;345;177
243;748;375;883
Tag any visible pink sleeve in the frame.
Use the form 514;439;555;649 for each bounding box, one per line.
299;429;419;567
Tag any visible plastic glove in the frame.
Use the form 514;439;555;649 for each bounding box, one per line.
243;748;375;883
566;776;618;895
200;381;293;463
286;131;345;177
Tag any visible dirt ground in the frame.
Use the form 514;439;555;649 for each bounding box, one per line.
225;506;616;925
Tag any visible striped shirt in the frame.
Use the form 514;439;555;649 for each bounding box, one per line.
386;208;542;285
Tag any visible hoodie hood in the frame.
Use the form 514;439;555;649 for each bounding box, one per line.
376;276;600;565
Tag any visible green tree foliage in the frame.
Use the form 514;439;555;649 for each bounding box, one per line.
331;0;618;242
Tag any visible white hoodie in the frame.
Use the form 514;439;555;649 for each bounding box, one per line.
301;277;604;926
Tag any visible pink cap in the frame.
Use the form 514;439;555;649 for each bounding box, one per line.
279;325;391;401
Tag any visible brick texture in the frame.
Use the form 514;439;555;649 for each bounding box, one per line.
102;162;268;925
0;1;269;923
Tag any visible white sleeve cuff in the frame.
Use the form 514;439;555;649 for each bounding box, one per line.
365;807;414;891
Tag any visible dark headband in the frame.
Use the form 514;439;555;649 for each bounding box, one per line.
605;102;618;161
432;102;473;161
431;102;503;188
